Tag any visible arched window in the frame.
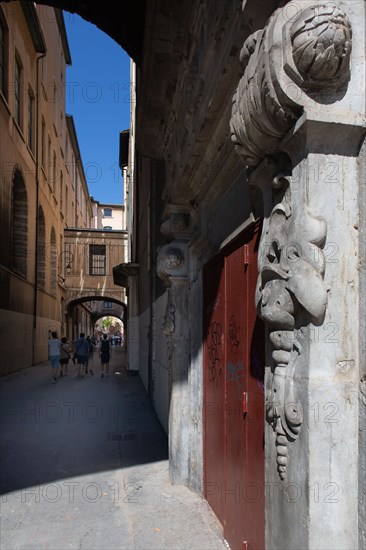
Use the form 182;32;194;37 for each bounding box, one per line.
37;206;46;288
50;226;57;294
11;170;27;277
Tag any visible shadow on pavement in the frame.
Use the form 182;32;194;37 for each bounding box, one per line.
0;348;168;495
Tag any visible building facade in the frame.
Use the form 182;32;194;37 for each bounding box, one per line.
120;1;366;549
0;1;126;374
0;1;365;548
0;2;91;373
91;199;126;231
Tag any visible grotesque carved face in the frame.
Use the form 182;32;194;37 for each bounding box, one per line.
256;176;327;327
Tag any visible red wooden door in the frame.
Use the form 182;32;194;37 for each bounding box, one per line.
203;255;226;522
203;222;264;550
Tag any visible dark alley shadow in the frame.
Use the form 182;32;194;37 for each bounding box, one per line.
0;348;168;495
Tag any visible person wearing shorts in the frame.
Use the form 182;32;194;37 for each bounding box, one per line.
48;331;61;384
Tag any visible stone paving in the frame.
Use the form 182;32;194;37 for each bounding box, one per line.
0;347;227;549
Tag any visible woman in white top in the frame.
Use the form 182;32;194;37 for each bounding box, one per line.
48;331;61;383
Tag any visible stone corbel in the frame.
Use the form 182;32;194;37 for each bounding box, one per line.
160;204;195;241
251;163;328;480
229;1;360;480
230;2;355;168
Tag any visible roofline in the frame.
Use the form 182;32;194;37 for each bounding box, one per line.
65;114;92;215
65;227;128;235
55;9;72;65
20;1;46;54
91;200;125;208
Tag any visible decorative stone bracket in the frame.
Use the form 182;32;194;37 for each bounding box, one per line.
160;204;195;241
229;1;358;480
230;2;353;168
254;168;328;479
157;208;194;336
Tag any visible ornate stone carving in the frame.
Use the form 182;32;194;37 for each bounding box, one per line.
163;294;175;335
290;5;352;88
165;248;184;270
157;209;190;344
157;246;186;285
229;2;352;167
160;210;193;240
229;0;354;480
255;174;328;479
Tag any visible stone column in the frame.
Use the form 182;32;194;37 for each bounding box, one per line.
230;2;365;547
157;208;194;484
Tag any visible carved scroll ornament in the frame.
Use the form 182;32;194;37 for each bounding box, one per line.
229;2;352;167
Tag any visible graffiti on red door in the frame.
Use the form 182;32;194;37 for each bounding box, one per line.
226;361;245;387
207;321;223;387
228;315;240;352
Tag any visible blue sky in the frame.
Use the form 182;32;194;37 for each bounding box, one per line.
64;12;130;205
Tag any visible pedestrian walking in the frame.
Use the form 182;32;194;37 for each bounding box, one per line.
48;331;61;384
85;335;95;375
73;333;90;378
99;334;112;377
60;337;73;376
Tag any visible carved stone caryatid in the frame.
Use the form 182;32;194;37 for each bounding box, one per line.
229;2;352;479
256;173;328;479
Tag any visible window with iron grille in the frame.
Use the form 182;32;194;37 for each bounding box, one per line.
14;55;22;127
89;244;106;275
27;89;34;152
41;118;46;168
52;150;57;195
60;170;63;211
0;14;7;98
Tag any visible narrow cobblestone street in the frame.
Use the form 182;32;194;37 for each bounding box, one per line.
0;348;226;550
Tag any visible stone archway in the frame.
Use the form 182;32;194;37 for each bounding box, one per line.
67;295;127;341
0;0;146;63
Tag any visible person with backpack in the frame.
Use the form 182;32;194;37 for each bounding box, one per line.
99;334;112;377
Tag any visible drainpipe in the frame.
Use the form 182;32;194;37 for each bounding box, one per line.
32;51;46;365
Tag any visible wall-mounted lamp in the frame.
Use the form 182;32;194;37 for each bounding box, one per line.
58;251;74;284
